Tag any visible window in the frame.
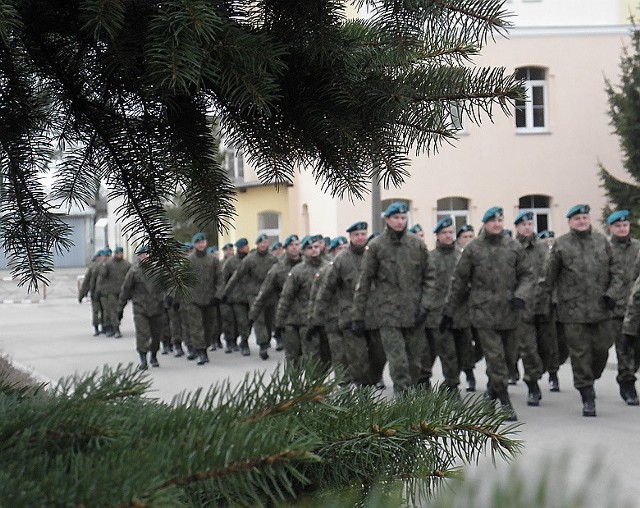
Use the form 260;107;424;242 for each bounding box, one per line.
515;66;548;132
448;102;465;132
223;143;244;182
437;196;470;231
258;211;281;244
518;194;551;232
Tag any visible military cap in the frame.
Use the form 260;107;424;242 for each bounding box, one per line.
104;248;113;256
456;224;474;238
185;242;193;250
301;235;315;249
312;234;324;243
433;217;453;234
409;224;423;234
503;229;513;238
329;236;348;251
537;230;555;239
566;204;590;218
235;238;248;248
383;201;409;217
114;246;124;254
192;232;207;243
135;244;151;255
346;221;368;233
222;243;234;250
481;206;503;223
283;234;299;248
256;233;269;244
206;246;218;254
367;232;380;244
607;209;631;225
322;236;331;246
270;241;282;251
514;210;534;225
95;250;104;257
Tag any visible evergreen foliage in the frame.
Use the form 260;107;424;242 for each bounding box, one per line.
0;362;521;507
600;19;640;235
0;0;522;291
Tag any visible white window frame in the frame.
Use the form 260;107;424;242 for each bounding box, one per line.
436;197;470;232
515;67;549;133
518;195;552;233
258;211;281;243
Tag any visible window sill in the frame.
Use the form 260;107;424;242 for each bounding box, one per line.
515;128;552;135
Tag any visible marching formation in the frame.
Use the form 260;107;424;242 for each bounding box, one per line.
78;202;640;419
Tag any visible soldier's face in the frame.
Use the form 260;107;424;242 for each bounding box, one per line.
568;213;591;232
516;219;535;237
349;230;368;247
257;240;269;252
436;226;455;245
304;241;322;258
194;239;208;251
270;247;283;257
332;244;348;256
385;213;408;232
114;252;124;260
484;216;504;235
137;253;149;263
457;231;474;247
238;245;250;254
609;220;631;238
223;247;234;258
286;240;301;258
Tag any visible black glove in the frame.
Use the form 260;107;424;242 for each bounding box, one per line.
173;301;180;311
439;315;453;333
164;295;174;310
414;307;428;327
117;309;124;321
623;334;636;355
78;296;83;304
510;297;525;310
351;320;366;337
602;295;616;311
305;325;322;342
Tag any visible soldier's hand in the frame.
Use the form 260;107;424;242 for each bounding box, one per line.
623;334;636;355
351;320;366;337
601;295;616;311
164;295;174;310
439;315;453;334
78;296;83;304
305;325;322;342
510;297;525;310
414;307;428;327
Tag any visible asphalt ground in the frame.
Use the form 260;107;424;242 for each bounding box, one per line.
2;280;640;505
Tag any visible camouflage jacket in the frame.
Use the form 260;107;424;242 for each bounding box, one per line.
276;255;328;327
96;257;132;296
444;231;533;331
118;263;164;317
353;228;435;328
425;241;457;328
517;233;548;323
79;262;97;299
537;228;624;324
221;252;247;304
224;249;277;305
249;254;301;321
623;273;640;336
610;235;640;318
186;250;223;306
308;263;340;332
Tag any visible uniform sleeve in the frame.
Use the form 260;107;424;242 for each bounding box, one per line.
623;274;640;336
118;269;135;309
275;272;297;328
605;239;626;303
250;266;277;321
224;257;249;298
79;266;92;298
311;263;339;325
513;244;534;302
353;245;378;322
535;243;562;315
419;244;437;311
213;258;224;300
95;264;107;293
443;247;472;316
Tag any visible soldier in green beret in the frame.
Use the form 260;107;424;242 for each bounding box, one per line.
78;250;107;336
96;246;131;337
220;238;250;353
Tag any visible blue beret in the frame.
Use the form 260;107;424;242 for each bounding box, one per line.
537;230;555;239
256;233;269;244
514;210;534;225
312;234;324;243
222;243;234;250
104;248;112;256
329;236;348;251
270;241;282;251
383;201;409;217
409;224;423;234
322;236;331;246
301;235;315;249
456;224;474;238
95;250;104;257
482;207;503;223
367;232;380;244
179;243;191;253
433;217;453;234
283;234;299;248
235;238;248;248
503;229;513;237
185;242;193;250
566;204;590;218
206;246;218;254
346;221;368;233
114;246;124;254
607;209;630;225
192;232;207;243
135;244;151;255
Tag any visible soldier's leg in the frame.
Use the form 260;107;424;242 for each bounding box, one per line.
186;303;207;351
379;326;413;394
283;325;303;363
234;303;251;355
556;320;570;366
454;328;476;391
367;330;387;386
132;311;151;369
518;321;543;382
342;327;370;385
202;303;216;350
220;303;237;350
326;326;349;384
100;295;112;334
253;311;271;348
564;322;594;389
431;327;460;389
418;327;434;386
212;304;223;348
612;317;636;384
592;320;613;380
149;313;163;366
159;309;171;353
475;328;509;396
178;305;192;349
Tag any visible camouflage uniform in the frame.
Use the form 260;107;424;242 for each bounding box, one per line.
353;228;435;393
166;292;190;352
623;272;640;339
250;253;301;323
538;228;624;390
221;251;249;348
96;256;131;333
79;260;104;333
444;231;533;396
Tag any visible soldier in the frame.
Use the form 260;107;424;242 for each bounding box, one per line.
185;232;224;365
220;238;250;353
538;230;555;250
607;209;640;405
96;246;131;337
250;234;301;353
537;204;624;417
270;241;283;257
275;236;329;365
221;243;235;262
456;224;475;254
78;250;106;336
513;210;547;406
225;233;278;358
442;207;533;421
622;270;640;382
165;243;192;357
424;217;461;393
118;244;165;370
353;202;435;394
409;224;425;240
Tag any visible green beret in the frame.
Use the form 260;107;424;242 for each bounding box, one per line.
301;235;314;249
383;201;409;217
566;204;590;218
537;230;555;239
482;207;503;223
346;221;368;233
114;246;124;254
322;236;331;246
456;224;474;238
283;234;299;248
329;236;348;251
409;224;423;234
433;217;453;234
256;233;269;244
270;241;282;251
235;238;248;248
206;246;218;254
192;232;207;243
104;248;112;256
222;243;234;250
514;210;534;225
135;244;151;255
607;209;630;225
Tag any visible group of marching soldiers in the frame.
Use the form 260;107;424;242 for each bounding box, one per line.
79;200;640;420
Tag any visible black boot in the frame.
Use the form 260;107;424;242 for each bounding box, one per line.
464;369;476;392
498;392;518;422
525;380;542;407
484;382;497;401
98;325;106;335
225;340;233;353
196;349;209;365
240;339;250;357
620;380;640;406
161;341;170;355
105;325;114;337
138;351;148;371
215;338;224;349
113;326;122;338
579;386;596;417
549;372;560;392
149;351;159;368
259;344;269;360
186;345;197;361
93;326;100;337
208;342;217;352
174;343;184;357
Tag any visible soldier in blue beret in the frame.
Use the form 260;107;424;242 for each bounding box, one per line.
235;237;248;249
256;233;269;244
383;201;409;217
346;221;368;233
283;234;299;248
537;203;625;416
269;241;283;257
220;239;250;353
482;206;503;223
328;236;348;254
433;217;452;234
456;224;475;253
192;232;207;244
607;209;640;405
409;224;425;239
96;242;131;338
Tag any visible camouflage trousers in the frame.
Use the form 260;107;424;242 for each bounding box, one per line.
90;296;103;328
101;293;121;328
611;317;640;384
168;303;190;346
427;327;460;388
186;302;217;350
379;325;426;393
304;327;332;376
324;326;348;383
283;325;306;363
563;321;613;389
514;321;543;382
222;302;250;345
253;302;275;347
536;305;566;375
341;328;386;386
475;328;518;395
133;311;163;354
453;328;476;372
220;303;237;346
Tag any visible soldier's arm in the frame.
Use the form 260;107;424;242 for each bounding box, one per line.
605;239;626;302
95;264;107;293
118;269;135;309
419;244;437;311
513;244;534;302
633;250;640;282
275;272;297;328
535;244;561;314
213;258;224;300
623;274;640;336
313;262;340;325
79;266;92;298
352;245;378;322
443;247;472;316
249;267;277;321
